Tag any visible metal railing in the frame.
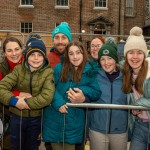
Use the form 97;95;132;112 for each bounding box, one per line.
66;103;150;110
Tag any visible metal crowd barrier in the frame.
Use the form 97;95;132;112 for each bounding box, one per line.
66;103;150;110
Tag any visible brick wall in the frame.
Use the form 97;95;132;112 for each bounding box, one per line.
0;0;146;46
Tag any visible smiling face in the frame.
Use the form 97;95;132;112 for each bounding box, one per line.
100;55;117;74
68;45;83;70
90;38;103;60
126;49;145;73
28;52;44;72
4;41;23;63
53;33;69;54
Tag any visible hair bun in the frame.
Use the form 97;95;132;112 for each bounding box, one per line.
130;26;143;36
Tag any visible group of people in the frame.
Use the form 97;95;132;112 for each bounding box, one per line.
0;21;149;150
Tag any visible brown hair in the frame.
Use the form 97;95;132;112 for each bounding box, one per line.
122;57;148;94
60;41;88;83
90;36;105;45
3;37;22;52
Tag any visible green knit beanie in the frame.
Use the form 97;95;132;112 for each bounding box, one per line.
98;42;118;63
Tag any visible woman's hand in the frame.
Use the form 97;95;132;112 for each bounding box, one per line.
131;109;142;116
59;104;68;113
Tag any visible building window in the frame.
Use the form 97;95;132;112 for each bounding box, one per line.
56;0;68;6
126;0;134;16
94;23;106;34
21;22;32;33
95;0;107;8
21;0;33;5
146;0;150;18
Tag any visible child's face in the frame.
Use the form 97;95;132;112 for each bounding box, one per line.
68;45;83;70
28;52;44;72
100;55;117;74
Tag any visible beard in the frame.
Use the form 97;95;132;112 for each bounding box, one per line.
54;43;67;54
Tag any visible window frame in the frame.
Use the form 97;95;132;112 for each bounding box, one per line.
94;0;108;10
125;0;134;17
55;0;69;9
145;0;150;18
20;22;33;33
19;0;34;8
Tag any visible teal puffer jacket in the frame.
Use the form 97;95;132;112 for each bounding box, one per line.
42;62;101;144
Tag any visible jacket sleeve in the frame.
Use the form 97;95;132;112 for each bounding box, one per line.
79;74;101;102
51;64;66;111
135;97;150;108
26;69;55;109
0;67;19;105
135;78;150;108
51;90;66;111
0;68;20;96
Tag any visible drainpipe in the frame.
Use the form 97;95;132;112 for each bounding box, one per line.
118;0;121;36
79;0;82;41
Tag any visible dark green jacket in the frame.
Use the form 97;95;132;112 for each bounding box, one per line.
0;61;55;117
0;58;17;117
0;58;11;77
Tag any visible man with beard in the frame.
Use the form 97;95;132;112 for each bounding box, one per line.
47;22;72;69
46;22;85;150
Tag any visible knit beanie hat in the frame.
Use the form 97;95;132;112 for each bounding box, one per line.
24;33;46;60
124;26;147;57
52;22;72;41
98;39;118;63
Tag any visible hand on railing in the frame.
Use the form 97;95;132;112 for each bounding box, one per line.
59;104;68;113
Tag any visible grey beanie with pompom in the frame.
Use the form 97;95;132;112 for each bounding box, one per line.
124;26;147;57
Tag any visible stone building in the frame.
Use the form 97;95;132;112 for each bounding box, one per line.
0;0;146;49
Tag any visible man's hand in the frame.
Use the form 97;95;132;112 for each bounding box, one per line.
67;88;85;103
59;104;68;113
15;96;30;110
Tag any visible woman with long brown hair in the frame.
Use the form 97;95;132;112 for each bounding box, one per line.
42;41;101;150
122;26;150;150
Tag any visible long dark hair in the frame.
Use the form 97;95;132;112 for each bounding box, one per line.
60;41;88;84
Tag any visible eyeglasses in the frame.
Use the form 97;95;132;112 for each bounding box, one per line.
90;44;102;49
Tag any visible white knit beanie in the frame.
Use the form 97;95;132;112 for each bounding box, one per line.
124;26;147;57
